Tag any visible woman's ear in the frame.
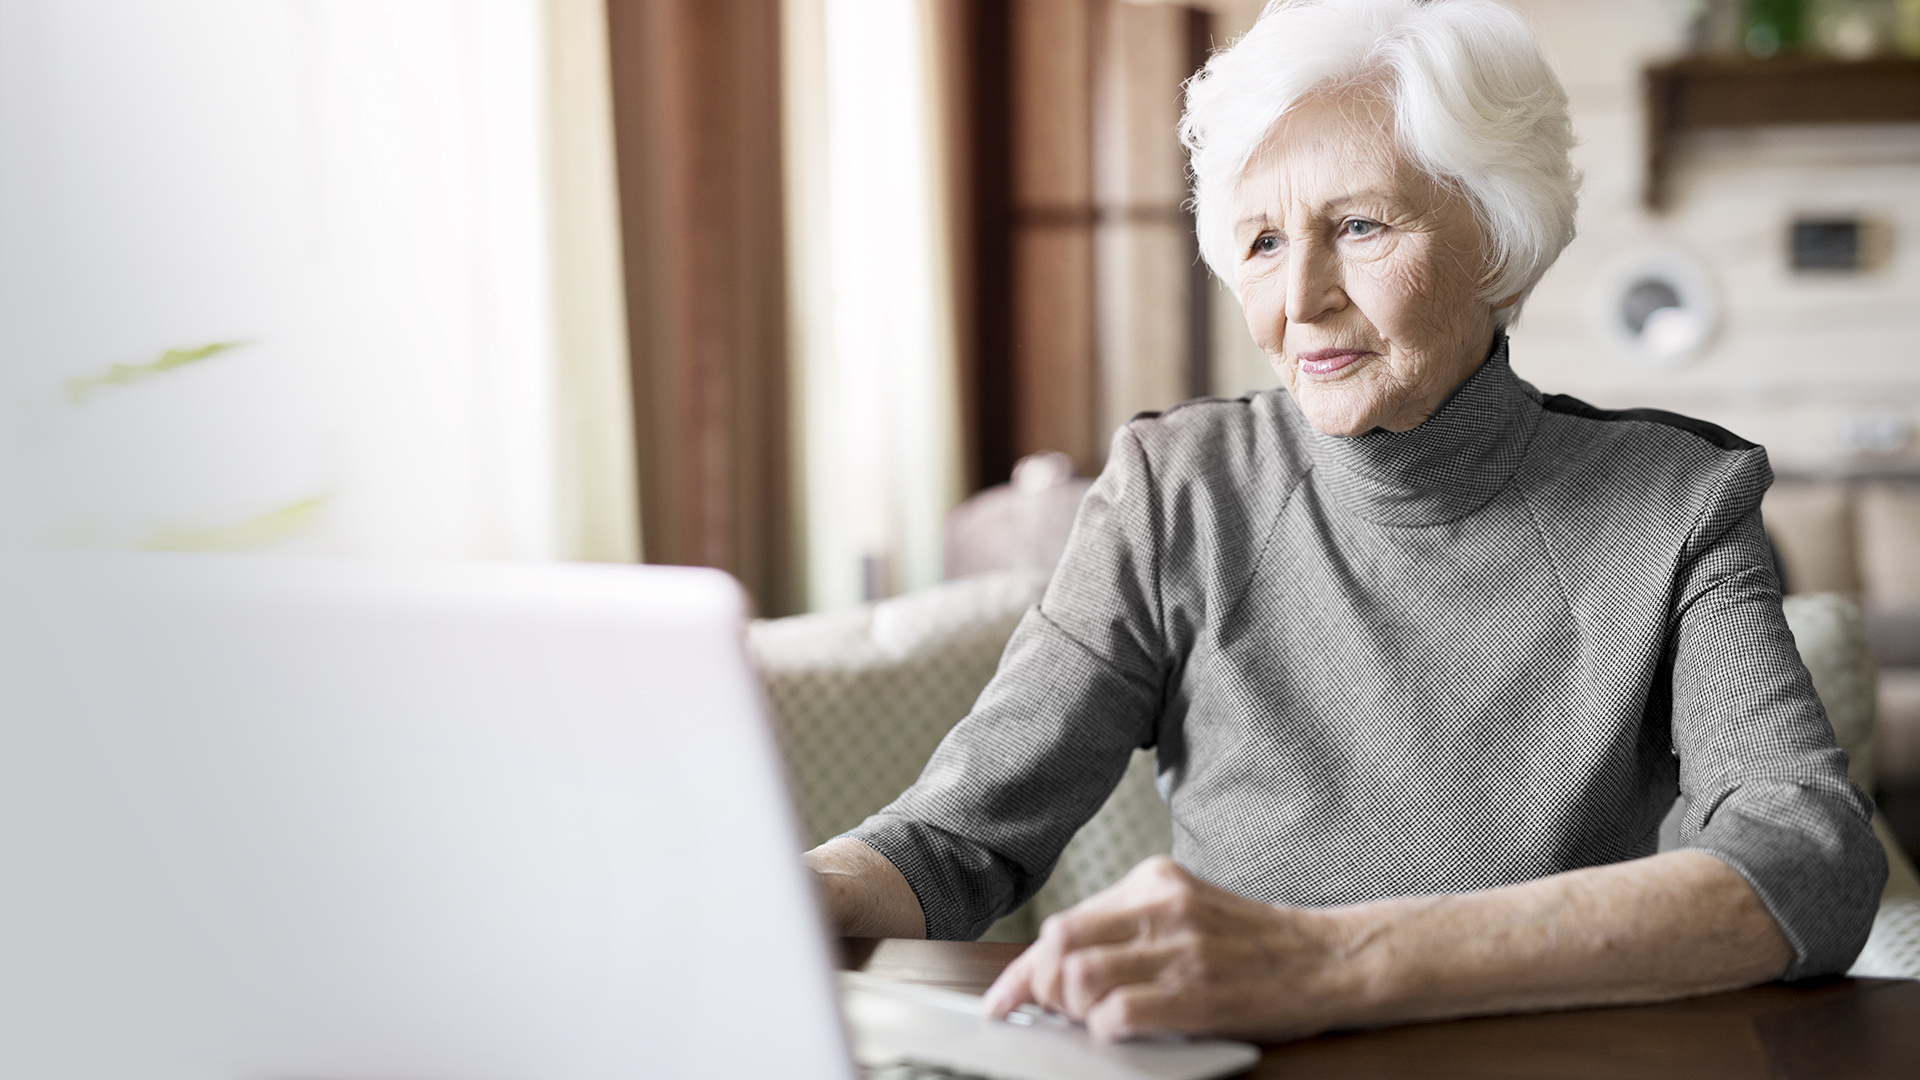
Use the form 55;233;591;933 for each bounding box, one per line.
1494;290;1523;310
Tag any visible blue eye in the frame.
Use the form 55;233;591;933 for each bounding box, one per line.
1344;219;1380;238
1252;234;1282;255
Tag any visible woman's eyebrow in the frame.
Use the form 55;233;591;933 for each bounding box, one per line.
1235;189;1405;231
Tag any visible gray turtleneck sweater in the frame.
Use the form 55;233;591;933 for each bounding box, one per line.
849;342;1886;978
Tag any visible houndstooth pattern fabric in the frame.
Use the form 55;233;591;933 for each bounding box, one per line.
1027;749;1173;923
851;339;1886;978
1044;596;1911;934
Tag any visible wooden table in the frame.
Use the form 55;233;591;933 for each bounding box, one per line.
840;938;1920;1079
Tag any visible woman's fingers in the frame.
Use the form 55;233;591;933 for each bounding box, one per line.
981;949;1039;1017
983;896;1131;1018
986;905;1142;1017
989;858;1208;1020
986;920;1171;1024
1059;938;1171;1019
998;895;1151;1016
1085;981;1171;1042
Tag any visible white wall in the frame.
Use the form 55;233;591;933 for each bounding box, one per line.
0;0;635;559
1509;0;1920;476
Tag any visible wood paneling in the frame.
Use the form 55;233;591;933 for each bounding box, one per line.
965;0;1212;484
1013;2;1096;207
933;0;987;496
1093;2;1211;441
1014;227;1099;471
1009;0;1100;477
960;0;1016;490
1184;7;1215;401
963;0;1103;487
604;0;794;614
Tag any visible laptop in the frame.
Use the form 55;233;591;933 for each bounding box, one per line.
0;553;1257;1080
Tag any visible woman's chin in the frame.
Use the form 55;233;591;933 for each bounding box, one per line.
1295;393;1385;438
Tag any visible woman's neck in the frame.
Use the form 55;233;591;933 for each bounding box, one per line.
1293;334;1543;527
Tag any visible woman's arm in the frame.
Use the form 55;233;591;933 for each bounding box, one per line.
984;849;1791;1042
833;427;1174;941
805;836;925;939
1663;500;1883;975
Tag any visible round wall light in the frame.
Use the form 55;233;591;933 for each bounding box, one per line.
1592;247;1720;370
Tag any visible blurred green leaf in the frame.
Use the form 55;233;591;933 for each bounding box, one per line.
66;341;246;403
139;497;324;552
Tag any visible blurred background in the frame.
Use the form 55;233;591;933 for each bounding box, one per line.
4;0;1920;848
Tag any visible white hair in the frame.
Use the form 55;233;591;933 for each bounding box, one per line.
1181;0;1578;326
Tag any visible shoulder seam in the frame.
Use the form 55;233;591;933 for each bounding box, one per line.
1130;393;1258;425
1539;393;1755;452
1671;451;1761;629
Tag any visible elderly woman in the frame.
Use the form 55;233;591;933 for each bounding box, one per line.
806;0;1886;1041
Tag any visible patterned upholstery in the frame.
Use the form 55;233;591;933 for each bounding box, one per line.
754;584;1920;973
1783;593;1878;792
1854;899;1920;979
750;571;1049;848
1855;815;1920;978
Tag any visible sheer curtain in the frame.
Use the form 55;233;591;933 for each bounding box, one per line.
0;0;635;563
785;0;966;610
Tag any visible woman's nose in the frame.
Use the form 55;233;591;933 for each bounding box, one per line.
1285;240;1346;325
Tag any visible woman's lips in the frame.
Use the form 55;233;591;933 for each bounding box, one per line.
1296;349;1373;376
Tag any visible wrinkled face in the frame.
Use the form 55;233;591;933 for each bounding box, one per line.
1233;92;1503;436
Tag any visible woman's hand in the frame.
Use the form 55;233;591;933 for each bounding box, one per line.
983;849;1793;1044
981;856;1364;1041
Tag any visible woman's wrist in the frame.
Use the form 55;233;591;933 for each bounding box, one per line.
1277;900;1408;1030
1279;893;1464;1032
803;837;926;939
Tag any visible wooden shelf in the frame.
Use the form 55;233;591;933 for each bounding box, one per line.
1644;56;1920;210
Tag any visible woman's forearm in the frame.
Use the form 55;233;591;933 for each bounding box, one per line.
803;836;926;939
1330;849;1794;1026
986;851;1795;1042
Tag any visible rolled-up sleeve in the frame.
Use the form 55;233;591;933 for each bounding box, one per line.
848;428;1170;940
1669;458;1886;978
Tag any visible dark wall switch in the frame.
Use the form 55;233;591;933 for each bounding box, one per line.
1791;218;1861;271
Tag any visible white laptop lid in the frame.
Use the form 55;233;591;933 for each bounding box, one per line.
0;553;853;1080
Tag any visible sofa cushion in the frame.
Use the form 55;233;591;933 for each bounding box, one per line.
944;453;1093;580
1880;669;1920;788
1858;484;1920;610
749;570;1048;847
1764;482;1860;595
1783;593;1878;791
1852;897;1920;979
1866;611;1920;669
